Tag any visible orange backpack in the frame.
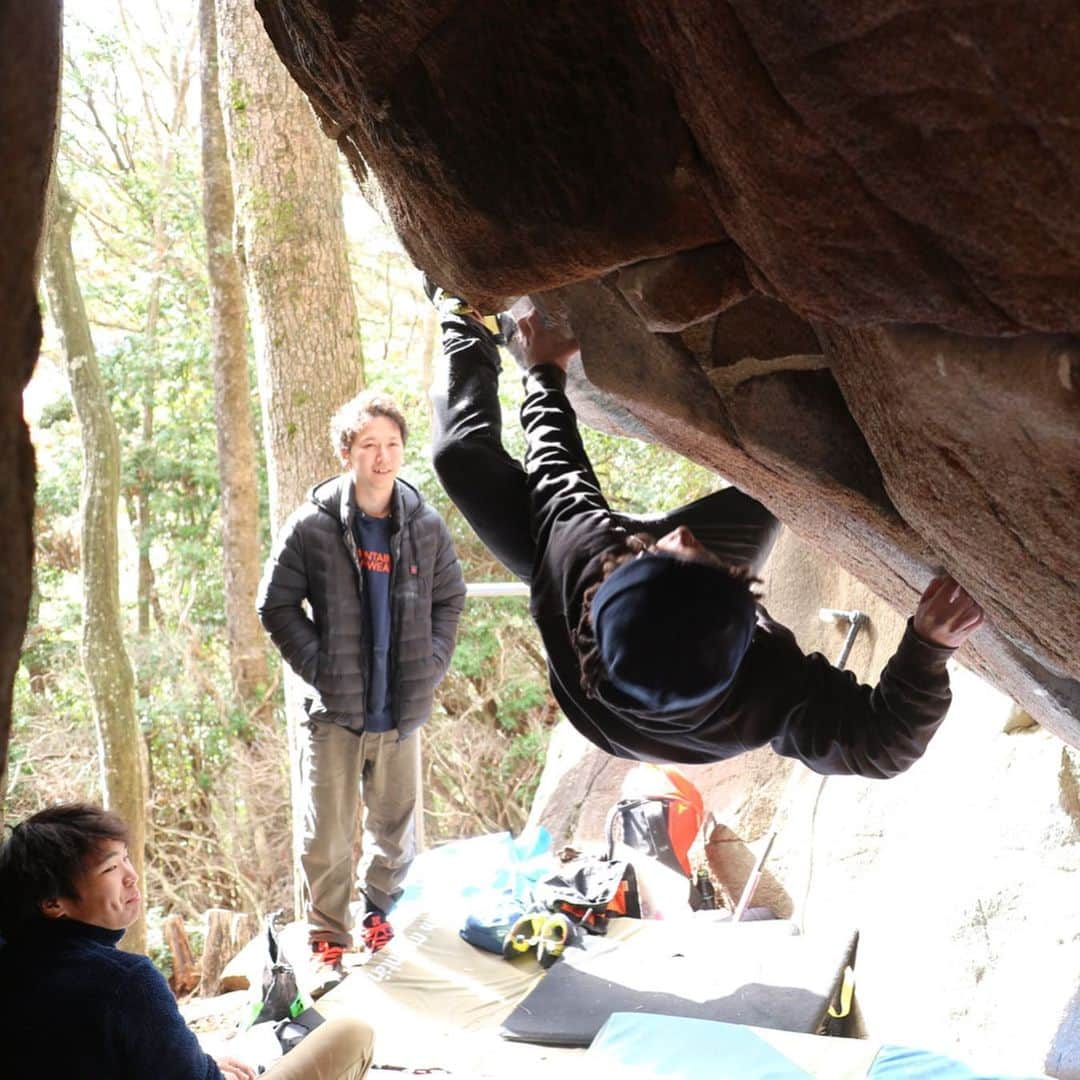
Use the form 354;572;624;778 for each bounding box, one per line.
605;763;705;878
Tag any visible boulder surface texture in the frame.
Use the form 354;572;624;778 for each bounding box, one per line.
255;0;1080;744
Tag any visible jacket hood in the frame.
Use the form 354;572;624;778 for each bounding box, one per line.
309;473;425;528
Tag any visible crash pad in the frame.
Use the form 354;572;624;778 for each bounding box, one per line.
501;916;855;1046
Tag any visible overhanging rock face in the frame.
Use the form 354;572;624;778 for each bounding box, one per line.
255;1;1080;745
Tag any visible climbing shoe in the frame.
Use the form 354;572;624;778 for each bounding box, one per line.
361;911;395;953
537;912;574;969
501;911;548;960
422;273;510;346
308;940;345;1000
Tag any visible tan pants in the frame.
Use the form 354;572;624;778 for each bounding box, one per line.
263;1016;374;1080
301;721;420;947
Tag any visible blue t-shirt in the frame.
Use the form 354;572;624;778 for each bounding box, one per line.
352;512;394;732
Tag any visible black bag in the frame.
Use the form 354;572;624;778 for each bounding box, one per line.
603;764;705;879
249;912;306;1031
537;855;641;933
609;798;684;875
274;1006;325;1053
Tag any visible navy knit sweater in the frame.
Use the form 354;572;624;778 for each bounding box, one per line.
0;918;222;1080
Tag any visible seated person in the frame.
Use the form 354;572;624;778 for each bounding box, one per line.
0;803;374;1080
428;287;985;777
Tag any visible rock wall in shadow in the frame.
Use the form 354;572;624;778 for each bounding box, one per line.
0;2;61;794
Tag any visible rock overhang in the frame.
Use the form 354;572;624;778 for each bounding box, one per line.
254;0;1080;745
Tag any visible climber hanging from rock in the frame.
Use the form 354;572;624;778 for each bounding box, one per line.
426;281;985;777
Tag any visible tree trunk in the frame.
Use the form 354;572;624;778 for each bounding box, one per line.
201;907;255;997
163;913;200;996
20;570;49;695
43;183;149;954
199;0;270;706
137;400;154;641
0;0;61;812
123;10;196;657
216;0;362;528
216;0;363;916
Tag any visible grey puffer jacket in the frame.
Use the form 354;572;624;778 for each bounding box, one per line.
257;474;465;734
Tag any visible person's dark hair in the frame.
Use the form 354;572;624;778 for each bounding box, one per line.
0;803;128;940
572;534;760;701
572;532;656;698
330;390;408;456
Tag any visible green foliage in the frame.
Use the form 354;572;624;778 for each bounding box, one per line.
585;427;718;517
38;397;74;428
6;666;99;817
498;679;548;728
228;79;247;115
446;603;503;681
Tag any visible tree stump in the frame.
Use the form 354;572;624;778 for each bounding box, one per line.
163;914;200;996
202;908;255;996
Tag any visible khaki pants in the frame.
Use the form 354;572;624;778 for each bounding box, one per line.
301;721;420;946
263;1016;374;1080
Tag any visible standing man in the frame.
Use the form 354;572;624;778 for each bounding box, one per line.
258;391;465;993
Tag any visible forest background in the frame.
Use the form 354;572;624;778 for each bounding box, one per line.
10;1;718;972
